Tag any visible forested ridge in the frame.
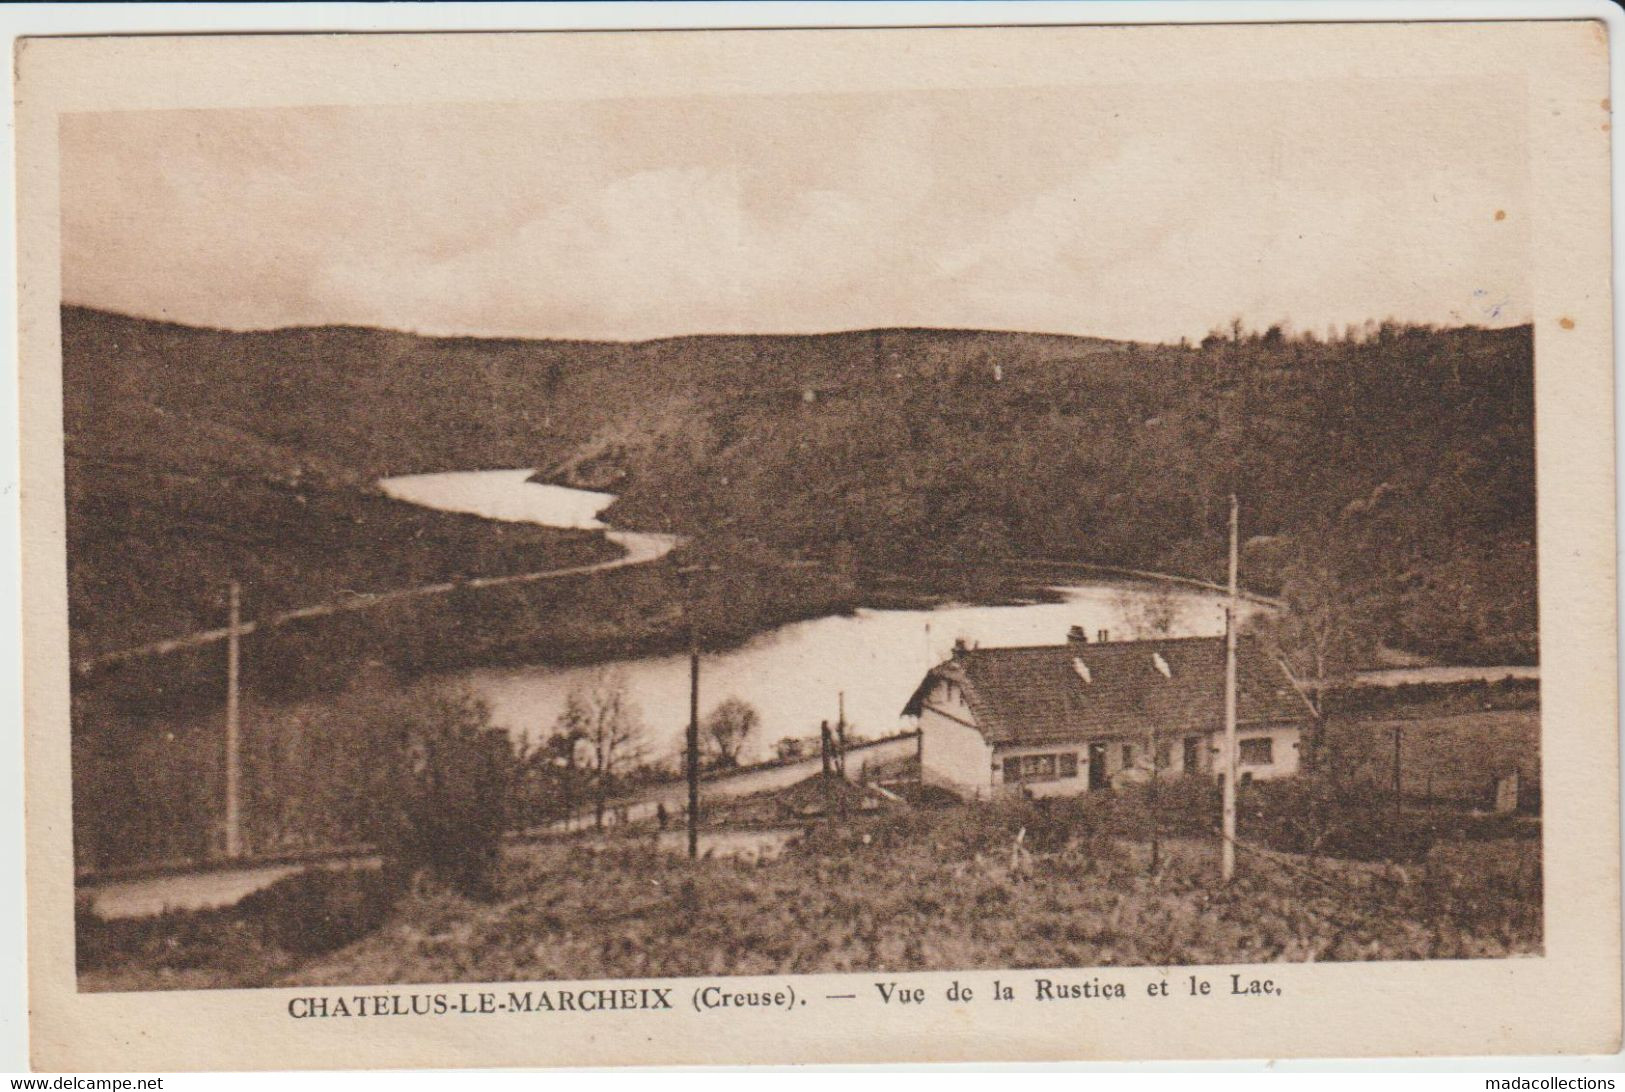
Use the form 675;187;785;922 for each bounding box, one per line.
63;305;1536;687
605;320;1537;670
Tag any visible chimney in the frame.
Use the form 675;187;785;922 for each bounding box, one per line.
1067;625;1088;648
952;637;969;658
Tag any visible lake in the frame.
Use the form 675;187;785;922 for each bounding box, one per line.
381;469;1263;762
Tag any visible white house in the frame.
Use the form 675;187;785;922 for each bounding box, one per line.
901;627;1313;800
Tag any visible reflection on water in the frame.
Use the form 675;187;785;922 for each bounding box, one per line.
379;468;1264;761
457;584;1259;760
381;469;616;530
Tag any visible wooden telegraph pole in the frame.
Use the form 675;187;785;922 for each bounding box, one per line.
1221;495;1239;883
688;626;700;861
836;691;847;777
820;720;835;819
677;559;718;862
837;692;850;820
223;581;243;859
1148;722;1161;872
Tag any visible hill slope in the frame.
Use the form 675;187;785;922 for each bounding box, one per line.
606;322;1537;667
63;307;617;673
62;306;1537;686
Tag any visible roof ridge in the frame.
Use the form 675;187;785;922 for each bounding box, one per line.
1080;633;1230;648
958;633;1241;656
957;643;1070;655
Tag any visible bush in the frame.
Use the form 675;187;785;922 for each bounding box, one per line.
1078;775;1221;840
236;867;400;955
1233;777;1536;863
74;892;115;972
352;682;515;900
1246;801;1434;862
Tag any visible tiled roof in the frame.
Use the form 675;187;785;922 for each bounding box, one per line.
903;635;1310;746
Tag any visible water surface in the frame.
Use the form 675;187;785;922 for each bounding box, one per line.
383;469;1259;761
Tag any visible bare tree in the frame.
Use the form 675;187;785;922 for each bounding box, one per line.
704;696;760;768
555;669;647;829
1270;536;1382;715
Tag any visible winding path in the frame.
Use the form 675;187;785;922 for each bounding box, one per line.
82;734;917;919
76;481;676;675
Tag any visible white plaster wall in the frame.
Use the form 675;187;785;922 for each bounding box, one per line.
918;697;995;798
1217;724;1303;781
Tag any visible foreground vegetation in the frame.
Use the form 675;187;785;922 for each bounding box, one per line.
79;685;1534;994
78;683;1543;990
76;672;1541;990
77;791;1540;992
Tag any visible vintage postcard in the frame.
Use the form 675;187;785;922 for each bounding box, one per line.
17;15;1621;1070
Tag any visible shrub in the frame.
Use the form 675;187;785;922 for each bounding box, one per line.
351;681;516;900
236;866;400;955
1238;777;1467;862
74;891;113;972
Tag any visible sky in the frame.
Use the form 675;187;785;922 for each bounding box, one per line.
60;77;1530;344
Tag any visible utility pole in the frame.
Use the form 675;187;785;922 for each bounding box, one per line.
836;691;847;777
676;560;715;862
1148;724;1161;873
1221;495;1239;883
820;720;835;818
837;693;849;820
688;626;699;861
223;581;242;859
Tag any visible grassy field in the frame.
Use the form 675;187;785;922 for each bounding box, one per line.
78;792;1540;992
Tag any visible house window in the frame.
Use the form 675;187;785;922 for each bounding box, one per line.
1155;740;1172;770
1239;737;1274;766
1182;735;1201;773
1121;743;1134;768
1005;753;1072;783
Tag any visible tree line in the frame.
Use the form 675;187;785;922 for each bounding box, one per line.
72;666;772;873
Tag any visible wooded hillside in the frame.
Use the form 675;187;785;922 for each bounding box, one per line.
63;305;1537;685
62;307;617;670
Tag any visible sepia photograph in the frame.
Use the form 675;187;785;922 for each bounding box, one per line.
15;14;1618;1070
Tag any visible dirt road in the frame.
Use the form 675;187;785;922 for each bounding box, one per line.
81;736;913;919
